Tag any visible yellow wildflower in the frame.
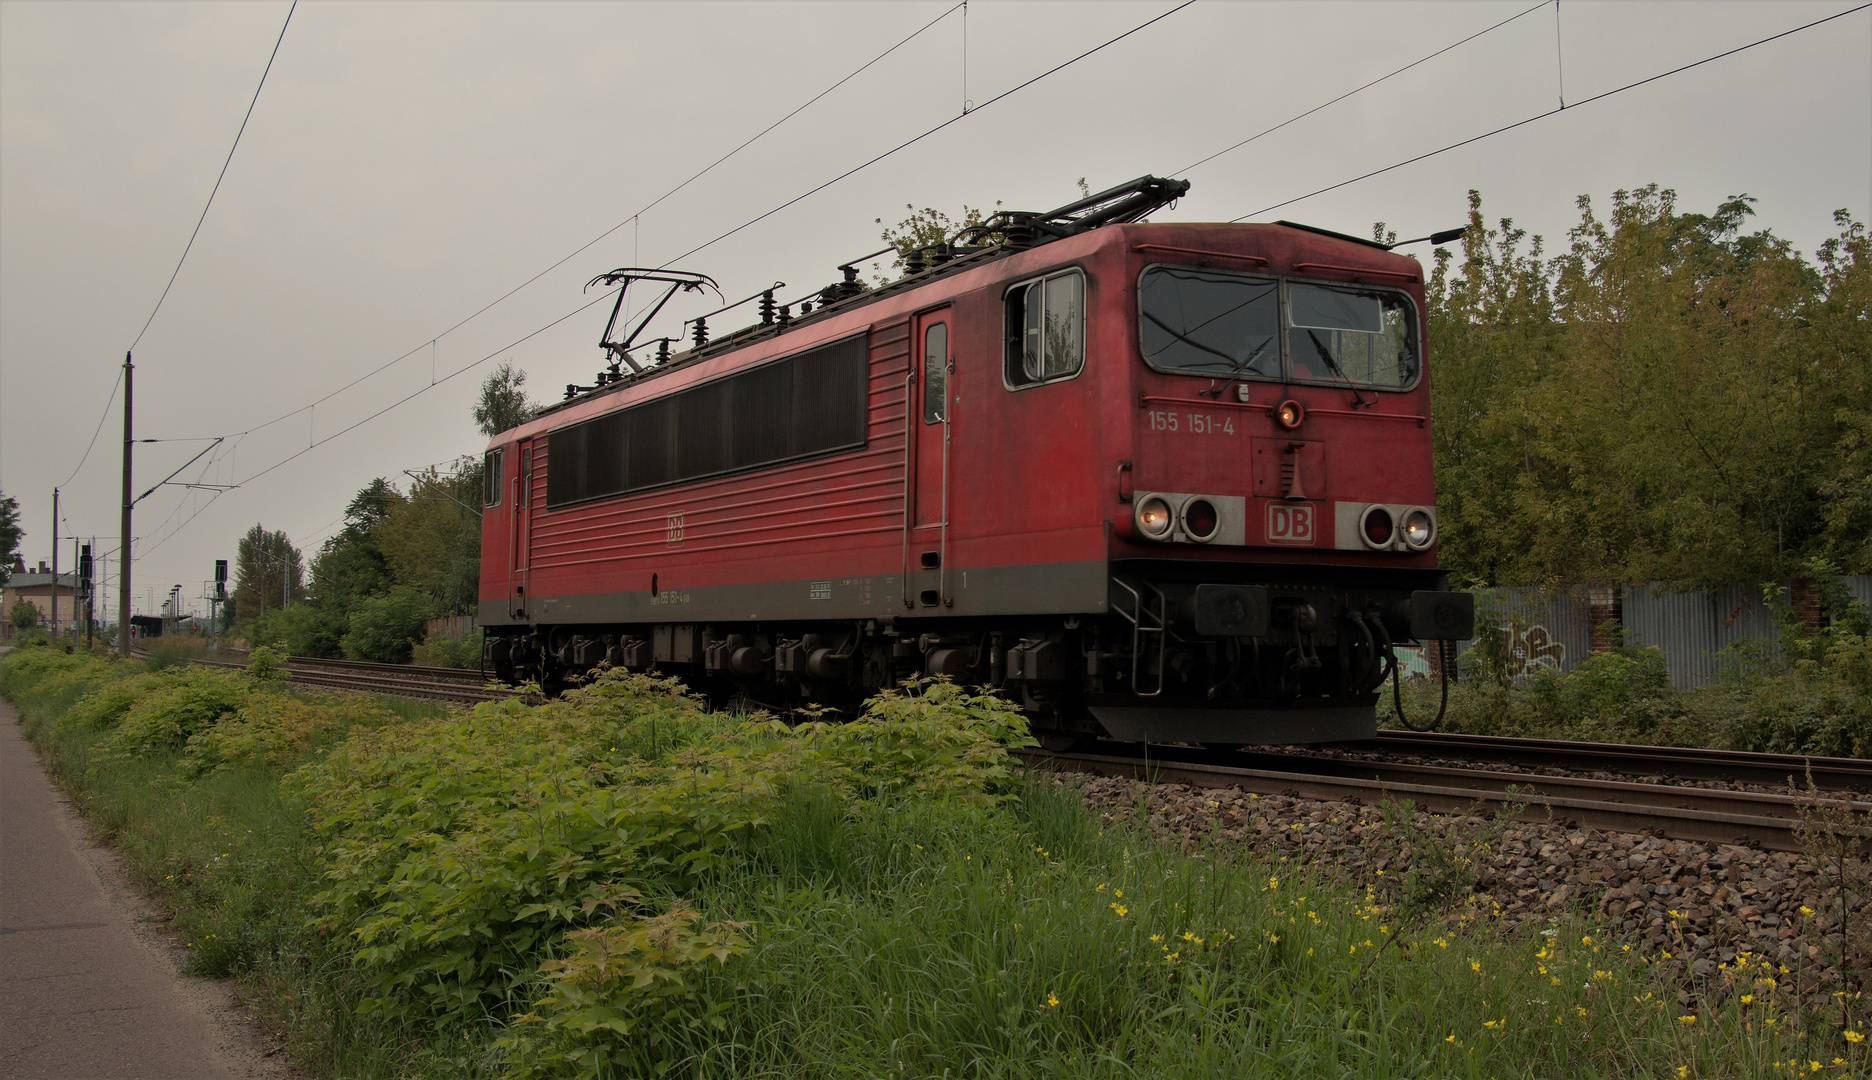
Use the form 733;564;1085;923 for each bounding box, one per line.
1471;961;1482;973
1799;906;1814;916
1483;1019;1501;1029
1149;934;1163;943
1741;995;1754;1005
1044;992;1060;1008
1678;1014;1697;1025
1844;1031;1865;1044
1109;903;1128;917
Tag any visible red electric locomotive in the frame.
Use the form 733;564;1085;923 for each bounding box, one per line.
478;177;1474;745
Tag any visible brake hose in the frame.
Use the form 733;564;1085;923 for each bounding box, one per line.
1368;614;1449;732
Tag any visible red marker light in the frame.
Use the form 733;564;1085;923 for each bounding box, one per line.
1183;498;1219;540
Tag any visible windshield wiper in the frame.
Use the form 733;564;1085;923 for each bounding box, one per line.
1304;329;1374;408
1143;309;1271;378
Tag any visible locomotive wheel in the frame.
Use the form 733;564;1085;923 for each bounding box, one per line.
1034;731;1091;753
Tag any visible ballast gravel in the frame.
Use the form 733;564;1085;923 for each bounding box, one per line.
1067;773;1868;1020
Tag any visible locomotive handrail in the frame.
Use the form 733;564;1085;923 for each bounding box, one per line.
1290;262;1420;282
1130;244;1270;265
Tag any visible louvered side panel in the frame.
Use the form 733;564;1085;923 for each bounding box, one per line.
524;322;912;582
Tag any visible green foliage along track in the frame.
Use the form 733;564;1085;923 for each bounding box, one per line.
2;640;1864;1079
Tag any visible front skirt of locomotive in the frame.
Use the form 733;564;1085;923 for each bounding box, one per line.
1084;695;1377;745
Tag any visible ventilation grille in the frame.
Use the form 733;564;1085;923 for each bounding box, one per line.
546;334;867;507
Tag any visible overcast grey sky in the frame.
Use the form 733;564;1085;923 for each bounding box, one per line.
2;0;1867;618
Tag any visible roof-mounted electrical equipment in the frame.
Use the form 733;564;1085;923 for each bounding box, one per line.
587;268;720;380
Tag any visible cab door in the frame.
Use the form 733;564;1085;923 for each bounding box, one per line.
511;438;535;619
910;309;953;607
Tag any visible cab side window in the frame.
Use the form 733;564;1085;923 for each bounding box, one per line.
1004;269;1085;388
483;448;503;507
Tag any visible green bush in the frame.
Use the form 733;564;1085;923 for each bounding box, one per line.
410;626;482;668
145;635;207;670
105;667;254;754
249;603;346;659
296;674;1031;1022
9;596;41;629
341;588;430;664
9;626;52;648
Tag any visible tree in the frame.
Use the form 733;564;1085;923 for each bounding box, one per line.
9;596;39;629
475;362;537;438
0;490;21;585
233;524;303;628
377;460;481;614
1424;187;1872;588
308;479;397;615
342;587;430;663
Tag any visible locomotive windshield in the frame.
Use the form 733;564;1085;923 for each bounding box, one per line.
1138;266;1418;389
1287;283;1417;388
1138;267;1280;379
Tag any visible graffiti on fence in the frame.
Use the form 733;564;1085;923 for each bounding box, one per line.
1504;622;1567;676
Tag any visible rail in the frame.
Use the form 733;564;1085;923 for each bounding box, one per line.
1017;742;1871;854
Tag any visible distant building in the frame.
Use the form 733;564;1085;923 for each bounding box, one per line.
3;561;78;639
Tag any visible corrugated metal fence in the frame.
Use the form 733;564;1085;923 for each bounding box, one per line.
424;615;477;641
1440;576;1871;690
1623;583;1783;689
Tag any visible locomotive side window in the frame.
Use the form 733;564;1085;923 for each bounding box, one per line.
1137;266;1280;379
483;448;503;507
1286;283;1418;389
922;322;947;424
544;334;868;507
1003;269;1085;388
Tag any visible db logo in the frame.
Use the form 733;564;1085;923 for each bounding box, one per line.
665;511;685;545
1266;503;1314;545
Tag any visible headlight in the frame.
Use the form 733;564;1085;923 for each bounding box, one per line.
1275;398;1305;430
1402;508;1435;549
1136;496;1174;539
1360;505;1394;548
1182;498;1219;541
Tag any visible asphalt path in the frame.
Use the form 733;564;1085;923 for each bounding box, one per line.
0;694;292;1079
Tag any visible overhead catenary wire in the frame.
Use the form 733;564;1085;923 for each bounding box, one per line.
658;1;1197;270
58;368;123;486
225;2;967;446
142;0;1198;556
1175;0;1551;176
1231;2;1871;222
129;0;296;352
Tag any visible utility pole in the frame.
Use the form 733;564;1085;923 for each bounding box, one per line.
72;537;80;647
119;351;133;657
51;488;59;638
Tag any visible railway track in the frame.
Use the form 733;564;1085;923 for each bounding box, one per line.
190;654;514;705
1371;728;1872;793
146;647;1868;851
1019;740;1872;854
